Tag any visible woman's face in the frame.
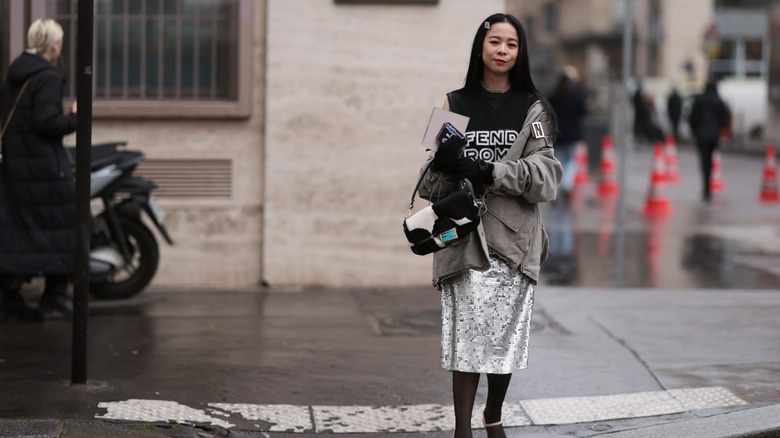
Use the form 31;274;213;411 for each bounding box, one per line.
49;39;63;63
481;22;519;76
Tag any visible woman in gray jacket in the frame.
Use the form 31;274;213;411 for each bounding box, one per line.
417;13;562;438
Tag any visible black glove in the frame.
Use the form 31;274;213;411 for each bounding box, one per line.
432;123;466;173
452;157;494;184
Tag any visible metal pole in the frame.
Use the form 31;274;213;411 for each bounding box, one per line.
615;0;635;287
72;0;94;385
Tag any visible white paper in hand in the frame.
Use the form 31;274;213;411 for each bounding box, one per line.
421;107;470;151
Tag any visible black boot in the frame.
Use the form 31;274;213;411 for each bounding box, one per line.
1;286;44;322
38;275;73;317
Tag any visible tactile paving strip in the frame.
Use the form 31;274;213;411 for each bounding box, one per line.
668;386;748;411
520;390;683;425
519;387;746;425
474;402;533;428
309;403;532;433
96;399;234;428
95;387;747;432
312;404;452;433
209;403;312;432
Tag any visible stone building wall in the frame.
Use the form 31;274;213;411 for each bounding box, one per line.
75;1;508;289
81;2;268;288
263;0;503;287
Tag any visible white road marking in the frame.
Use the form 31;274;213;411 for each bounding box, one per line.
95;386;747;433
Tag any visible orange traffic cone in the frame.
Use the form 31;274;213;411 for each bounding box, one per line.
643;142;672;216
710;150;725;193
573;141;590;187
664;134;680;183
759;143;780;203
598;135;619;197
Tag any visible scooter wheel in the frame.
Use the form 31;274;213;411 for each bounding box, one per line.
90;217;159;300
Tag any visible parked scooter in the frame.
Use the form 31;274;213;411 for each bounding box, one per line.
70;142;173;299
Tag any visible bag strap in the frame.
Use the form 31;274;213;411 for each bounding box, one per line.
0;79;32;140
405;158;482;217
406;158;435;213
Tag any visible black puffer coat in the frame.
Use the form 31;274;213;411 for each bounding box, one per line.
0;52;77;276
688;83;729;144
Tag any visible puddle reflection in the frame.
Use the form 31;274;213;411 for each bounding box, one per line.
541;200;780;290
544;201;578;285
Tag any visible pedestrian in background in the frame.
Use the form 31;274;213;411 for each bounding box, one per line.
633;82;664;147
688;80;729;202
667;86;683;143
0;18;77;322
547;65;586;199
415;13;562;438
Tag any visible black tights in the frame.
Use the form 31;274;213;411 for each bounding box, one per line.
452;371;511;438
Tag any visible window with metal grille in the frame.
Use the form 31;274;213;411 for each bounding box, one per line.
52;0;252;118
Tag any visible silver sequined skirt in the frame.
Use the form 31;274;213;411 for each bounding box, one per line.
440;256;535;374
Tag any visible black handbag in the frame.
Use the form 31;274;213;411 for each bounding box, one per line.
403;159;483;256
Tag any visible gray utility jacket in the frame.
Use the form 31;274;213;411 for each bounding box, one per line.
418;100;563;287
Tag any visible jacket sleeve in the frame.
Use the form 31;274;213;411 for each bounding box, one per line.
489;103;563;203
29;72;77;139
416;153;459;202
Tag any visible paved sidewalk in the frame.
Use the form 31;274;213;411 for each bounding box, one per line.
1;285;779;437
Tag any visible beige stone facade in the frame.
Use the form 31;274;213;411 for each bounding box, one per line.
82;2;268;288
263;0;503;287
74;0;505;289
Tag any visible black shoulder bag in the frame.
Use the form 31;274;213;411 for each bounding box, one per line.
402;124;483;256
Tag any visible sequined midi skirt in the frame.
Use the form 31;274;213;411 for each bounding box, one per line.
440;256;535;374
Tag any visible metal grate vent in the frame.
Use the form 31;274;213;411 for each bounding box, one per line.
135;158;232;199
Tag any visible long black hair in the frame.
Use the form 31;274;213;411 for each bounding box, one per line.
463;13;557;135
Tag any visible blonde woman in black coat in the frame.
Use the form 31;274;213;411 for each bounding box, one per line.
0;19;78;321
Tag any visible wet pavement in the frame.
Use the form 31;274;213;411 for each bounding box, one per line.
1;144;780;437
2;285;779;437
541;143;780;289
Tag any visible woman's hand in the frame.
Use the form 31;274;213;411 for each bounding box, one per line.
452;157;494;184
71;100;77;114
433;135;465;174
433;146;460;174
